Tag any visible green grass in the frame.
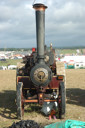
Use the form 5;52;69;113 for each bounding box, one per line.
60;49;77;54
0;59;22;66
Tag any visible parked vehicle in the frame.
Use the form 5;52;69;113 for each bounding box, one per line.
0;66;7;70
8;65;17;70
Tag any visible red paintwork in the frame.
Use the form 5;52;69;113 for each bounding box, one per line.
17;76;62;89
17;75;62;105
48;77;60;89
17;76;35;88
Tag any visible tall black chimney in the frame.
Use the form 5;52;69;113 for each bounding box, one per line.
33;4;47;62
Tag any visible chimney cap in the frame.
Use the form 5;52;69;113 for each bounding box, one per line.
33;3;47;11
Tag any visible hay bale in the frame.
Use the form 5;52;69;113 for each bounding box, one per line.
56;62;66;86
56;62;65;76
17;62;25;69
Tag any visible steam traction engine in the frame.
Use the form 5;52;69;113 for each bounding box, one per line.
16;3;66;119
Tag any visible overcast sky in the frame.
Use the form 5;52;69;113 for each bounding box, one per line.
0;0;85;48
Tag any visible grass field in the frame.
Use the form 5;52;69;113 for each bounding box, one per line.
0;59;22;66
60;49;77;54
0;69;85;127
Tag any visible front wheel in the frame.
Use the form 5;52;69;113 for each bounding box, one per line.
16;82;24;120
58;81;66;119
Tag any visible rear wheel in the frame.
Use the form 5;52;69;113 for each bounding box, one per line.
58;81;66;119
16;82;24;120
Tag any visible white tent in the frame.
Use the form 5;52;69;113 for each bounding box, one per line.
61;56;85;63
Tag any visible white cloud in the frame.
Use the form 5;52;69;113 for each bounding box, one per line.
0;0;85;48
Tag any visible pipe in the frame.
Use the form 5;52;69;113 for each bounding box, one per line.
33;3;47;62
